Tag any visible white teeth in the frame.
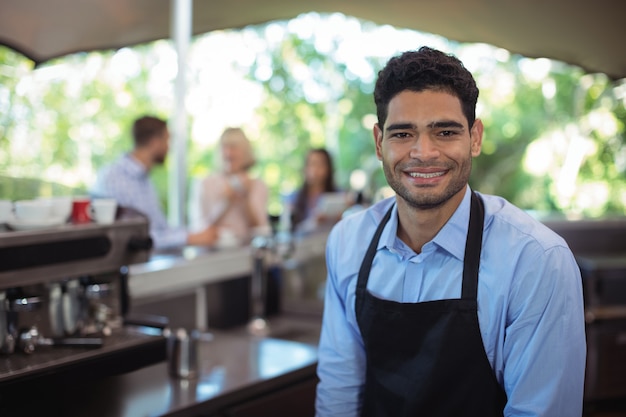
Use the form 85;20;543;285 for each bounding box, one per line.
409;171;444;178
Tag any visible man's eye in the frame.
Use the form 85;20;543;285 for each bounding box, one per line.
391;132;410;138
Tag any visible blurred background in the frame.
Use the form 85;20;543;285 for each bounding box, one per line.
1;11;625;219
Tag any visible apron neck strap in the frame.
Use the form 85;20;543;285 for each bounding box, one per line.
357;205;393;289
461;192;485;299
355;204;393;313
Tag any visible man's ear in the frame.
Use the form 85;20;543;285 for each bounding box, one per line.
373;123;383;161
470;119;483;157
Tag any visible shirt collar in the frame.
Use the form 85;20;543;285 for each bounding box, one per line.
378;186;472;261
432;186;472;260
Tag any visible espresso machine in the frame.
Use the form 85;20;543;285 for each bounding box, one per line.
0;208;165;408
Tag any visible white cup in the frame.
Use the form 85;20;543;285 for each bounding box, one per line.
90;199;118;225
0;200;13;223
14;200;52;223
38;196;72;221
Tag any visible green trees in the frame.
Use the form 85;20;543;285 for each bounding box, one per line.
1;13;624;218
0;43;172;203
240;17;626;218
472;55;626;217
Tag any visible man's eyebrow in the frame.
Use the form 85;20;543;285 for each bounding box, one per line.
386;123;416;131
428;120;465;130
386;121;466;131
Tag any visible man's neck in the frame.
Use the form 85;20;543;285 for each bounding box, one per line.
395;192;465;254
130;149;152;172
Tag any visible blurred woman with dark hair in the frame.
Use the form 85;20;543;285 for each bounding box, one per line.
286;148;345;233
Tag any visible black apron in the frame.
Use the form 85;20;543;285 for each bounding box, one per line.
355;192;507;416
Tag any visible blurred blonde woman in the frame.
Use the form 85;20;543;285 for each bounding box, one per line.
189;127;269;246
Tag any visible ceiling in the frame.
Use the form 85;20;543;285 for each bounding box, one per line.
1;0;625;80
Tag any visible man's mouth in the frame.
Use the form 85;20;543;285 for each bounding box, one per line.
408;171;446;179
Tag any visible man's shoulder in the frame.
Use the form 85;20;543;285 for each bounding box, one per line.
329;198;394;241
479;192;568;250
92;154;144;197
98;154;130;176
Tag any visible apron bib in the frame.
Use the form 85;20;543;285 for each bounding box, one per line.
355;192;506;416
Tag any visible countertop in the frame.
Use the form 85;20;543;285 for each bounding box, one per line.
4;314;322;417
0;326;165;386
128;230;329;301
127;230;329;330
71;316;319;417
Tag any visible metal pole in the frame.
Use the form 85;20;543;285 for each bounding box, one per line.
169;0;192;227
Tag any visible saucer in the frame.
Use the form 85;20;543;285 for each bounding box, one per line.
7;216;68;231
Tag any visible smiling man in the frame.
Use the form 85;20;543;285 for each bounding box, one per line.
315;47;586;417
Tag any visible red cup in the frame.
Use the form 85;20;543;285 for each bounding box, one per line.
71;198;91;223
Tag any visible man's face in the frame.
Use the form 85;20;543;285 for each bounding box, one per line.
152;129;170;165
373;89;482;210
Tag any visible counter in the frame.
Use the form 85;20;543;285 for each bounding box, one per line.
128;231;329;329
6;316;321;417
0;327;165;387
0;228;326;417
67;233;326;416
129;231;328;298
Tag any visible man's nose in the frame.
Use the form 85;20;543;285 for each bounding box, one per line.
409;134;439;160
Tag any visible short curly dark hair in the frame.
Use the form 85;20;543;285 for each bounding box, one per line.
374;46;479;129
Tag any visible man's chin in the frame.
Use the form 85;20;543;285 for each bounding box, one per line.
394;185;448;210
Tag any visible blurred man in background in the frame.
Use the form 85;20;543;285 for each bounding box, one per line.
92;115;217;249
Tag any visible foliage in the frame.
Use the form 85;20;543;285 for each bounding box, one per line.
240;20;626;217
0;43;173;208
471;57;626;217
0;13;624;219
241;29;381;213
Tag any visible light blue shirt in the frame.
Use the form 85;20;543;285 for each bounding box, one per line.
316;186;586;417
91;154;188;249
